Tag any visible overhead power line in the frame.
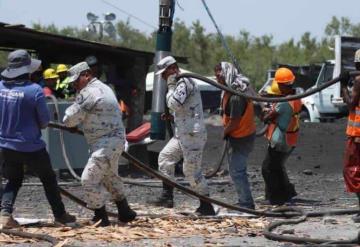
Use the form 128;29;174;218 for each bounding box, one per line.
101;0;157;30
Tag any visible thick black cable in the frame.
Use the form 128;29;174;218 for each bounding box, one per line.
177;71;360;103
49;122;360;218
263;209;360;245
124;151;300;217
48;123;360;246
48;122;299;217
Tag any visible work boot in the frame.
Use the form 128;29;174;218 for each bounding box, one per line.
91;206;110;227
195;199;216;216
0;212;20;229
149;183;174;208
116;198;137;223
54;212;76;225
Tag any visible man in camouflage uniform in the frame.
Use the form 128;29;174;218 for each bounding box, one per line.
150;56;216;215
63;62;136;226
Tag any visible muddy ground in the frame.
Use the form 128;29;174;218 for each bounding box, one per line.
1;117;359;247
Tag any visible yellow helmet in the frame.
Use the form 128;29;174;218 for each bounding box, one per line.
56;64;68;73
43;68;59;80
266;81;282;95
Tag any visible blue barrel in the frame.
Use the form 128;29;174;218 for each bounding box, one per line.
42;101;89;170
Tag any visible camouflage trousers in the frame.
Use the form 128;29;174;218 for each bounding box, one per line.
81;137;125;209
159;133;209;195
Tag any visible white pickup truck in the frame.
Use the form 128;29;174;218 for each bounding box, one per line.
301;36;360;122
260;36;360;122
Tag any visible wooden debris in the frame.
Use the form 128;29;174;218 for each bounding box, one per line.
0;216;267;244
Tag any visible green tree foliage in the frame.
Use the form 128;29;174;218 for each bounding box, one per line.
2;16;360;88
116;19;155;51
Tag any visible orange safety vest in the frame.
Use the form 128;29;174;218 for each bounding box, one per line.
222;93;256;138
346;102;360;137
265;99;302;147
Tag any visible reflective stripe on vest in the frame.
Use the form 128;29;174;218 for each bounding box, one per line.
265;100;302;146
222;93;256;138
346;105;360;137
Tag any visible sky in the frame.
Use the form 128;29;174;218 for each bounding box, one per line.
0;0;359;44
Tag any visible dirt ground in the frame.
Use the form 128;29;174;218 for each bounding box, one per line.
1;116;359;247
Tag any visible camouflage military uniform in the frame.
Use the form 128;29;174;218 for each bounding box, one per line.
159;77;209;195
63;78;126;209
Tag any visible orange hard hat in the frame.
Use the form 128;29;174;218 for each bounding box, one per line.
274;68;295;85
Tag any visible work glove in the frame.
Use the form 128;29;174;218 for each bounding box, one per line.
167;74;177;89
339;71;350;87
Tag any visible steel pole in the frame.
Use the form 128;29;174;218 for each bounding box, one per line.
150;0;174;140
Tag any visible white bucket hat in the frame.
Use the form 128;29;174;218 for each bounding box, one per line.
155;56;177;75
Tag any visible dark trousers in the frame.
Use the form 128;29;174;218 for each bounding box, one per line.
261;146;297;204
1;148;65;218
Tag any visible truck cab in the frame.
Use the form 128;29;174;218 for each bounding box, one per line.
301;36;360;122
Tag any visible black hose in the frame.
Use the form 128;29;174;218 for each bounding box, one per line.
122;151;300;218
48;123;360;246
177;71;360;103
49;120;300;217
49;122;360;218
263;209;360;245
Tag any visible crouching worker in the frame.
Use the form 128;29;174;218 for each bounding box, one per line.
150;56;216;215
63;62;136;226
0;50;76;228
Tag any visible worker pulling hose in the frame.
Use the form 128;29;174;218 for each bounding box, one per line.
44;62;360;243
49;121;299;218
49;122;360;217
